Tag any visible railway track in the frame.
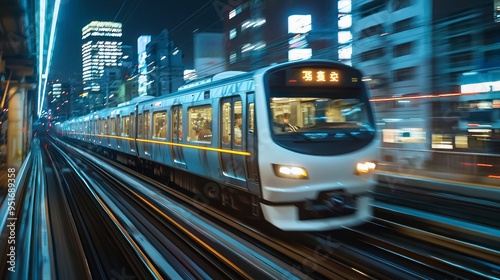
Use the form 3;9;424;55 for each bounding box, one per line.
48;136;319;279
4;136;498;279
56;136;500;279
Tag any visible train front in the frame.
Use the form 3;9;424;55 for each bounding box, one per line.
256;61;378;231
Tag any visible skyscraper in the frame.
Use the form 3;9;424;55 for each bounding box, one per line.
82;21;123;110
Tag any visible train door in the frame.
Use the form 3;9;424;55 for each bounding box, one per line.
137;113;143;152
171;105;186;167
128;113;135;152
245;93;259;193
116;115;121;150
220;97;247;185
106;117;110;146
143;110;151;157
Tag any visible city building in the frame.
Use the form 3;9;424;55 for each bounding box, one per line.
145;29;184;96
82;21;123;110
121;44;135;70
351;0;498;163
100;67;128;108
69;78;88;117
224;0;339;71
47;81;71;122
137;35;152;96
433;1;500;152
193;32;226;78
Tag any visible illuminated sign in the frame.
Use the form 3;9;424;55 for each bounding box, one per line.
288;69;339;85
288;15;312;34
288;48;312;61
284;68;360;87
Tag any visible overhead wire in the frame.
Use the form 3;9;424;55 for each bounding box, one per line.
112;0;128;22
120;0;144;25
168;1;214;34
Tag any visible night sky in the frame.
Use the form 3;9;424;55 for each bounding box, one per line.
50;0;224;81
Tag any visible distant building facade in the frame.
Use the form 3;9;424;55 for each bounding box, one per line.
81;21;123;110
351;0;499;157
223;0;339;71
145;29;184;96
194;32;226;79
47;81;71;122
137;35;152;96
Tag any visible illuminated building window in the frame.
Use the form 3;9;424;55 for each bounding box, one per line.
229;5;242;19
288;15;312;34
288;48;312;61
230;28;237;39
338;31;352;44
229;52;237;63
338;14;352;30
241;20;252;31
338;0;351;13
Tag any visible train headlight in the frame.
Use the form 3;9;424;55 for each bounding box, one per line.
356;161;376;174
272;164;309;179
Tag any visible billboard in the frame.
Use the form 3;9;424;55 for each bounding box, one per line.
194;33;226;78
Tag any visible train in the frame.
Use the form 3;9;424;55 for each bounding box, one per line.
57;60;379;231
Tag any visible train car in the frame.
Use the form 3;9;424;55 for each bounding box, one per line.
60;60;379;231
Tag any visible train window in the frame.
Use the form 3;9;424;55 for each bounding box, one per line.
106;117;110;135
121;116;130;136
93;120;96;134
138;114;143;138
222;102;231;144
249;103;255;133
100;119;106;135
115;116;120;136
153;111;167;138
234;101;242;145
188;105;212;142
130;113;135;137
144;111;150;139
172;107;183;141
109;118;116;135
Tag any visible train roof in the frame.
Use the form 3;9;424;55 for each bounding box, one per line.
61;60;358;124
176;70;256;94
174;59;358;95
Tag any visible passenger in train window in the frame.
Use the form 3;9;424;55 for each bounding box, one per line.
198;120;212;142
234;113;242;145
192;113;204;133
283;113;298;132
157;121;166;138
273;114;285;133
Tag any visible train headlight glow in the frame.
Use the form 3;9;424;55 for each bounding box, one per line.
273;164;309;179
356;161;376;174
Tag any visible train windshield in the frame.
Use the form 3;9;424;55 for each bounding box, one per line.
268;90;376;155
271;97;373;132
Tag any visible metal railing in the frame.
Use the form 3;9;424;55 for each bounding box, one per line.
377;147;500;185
